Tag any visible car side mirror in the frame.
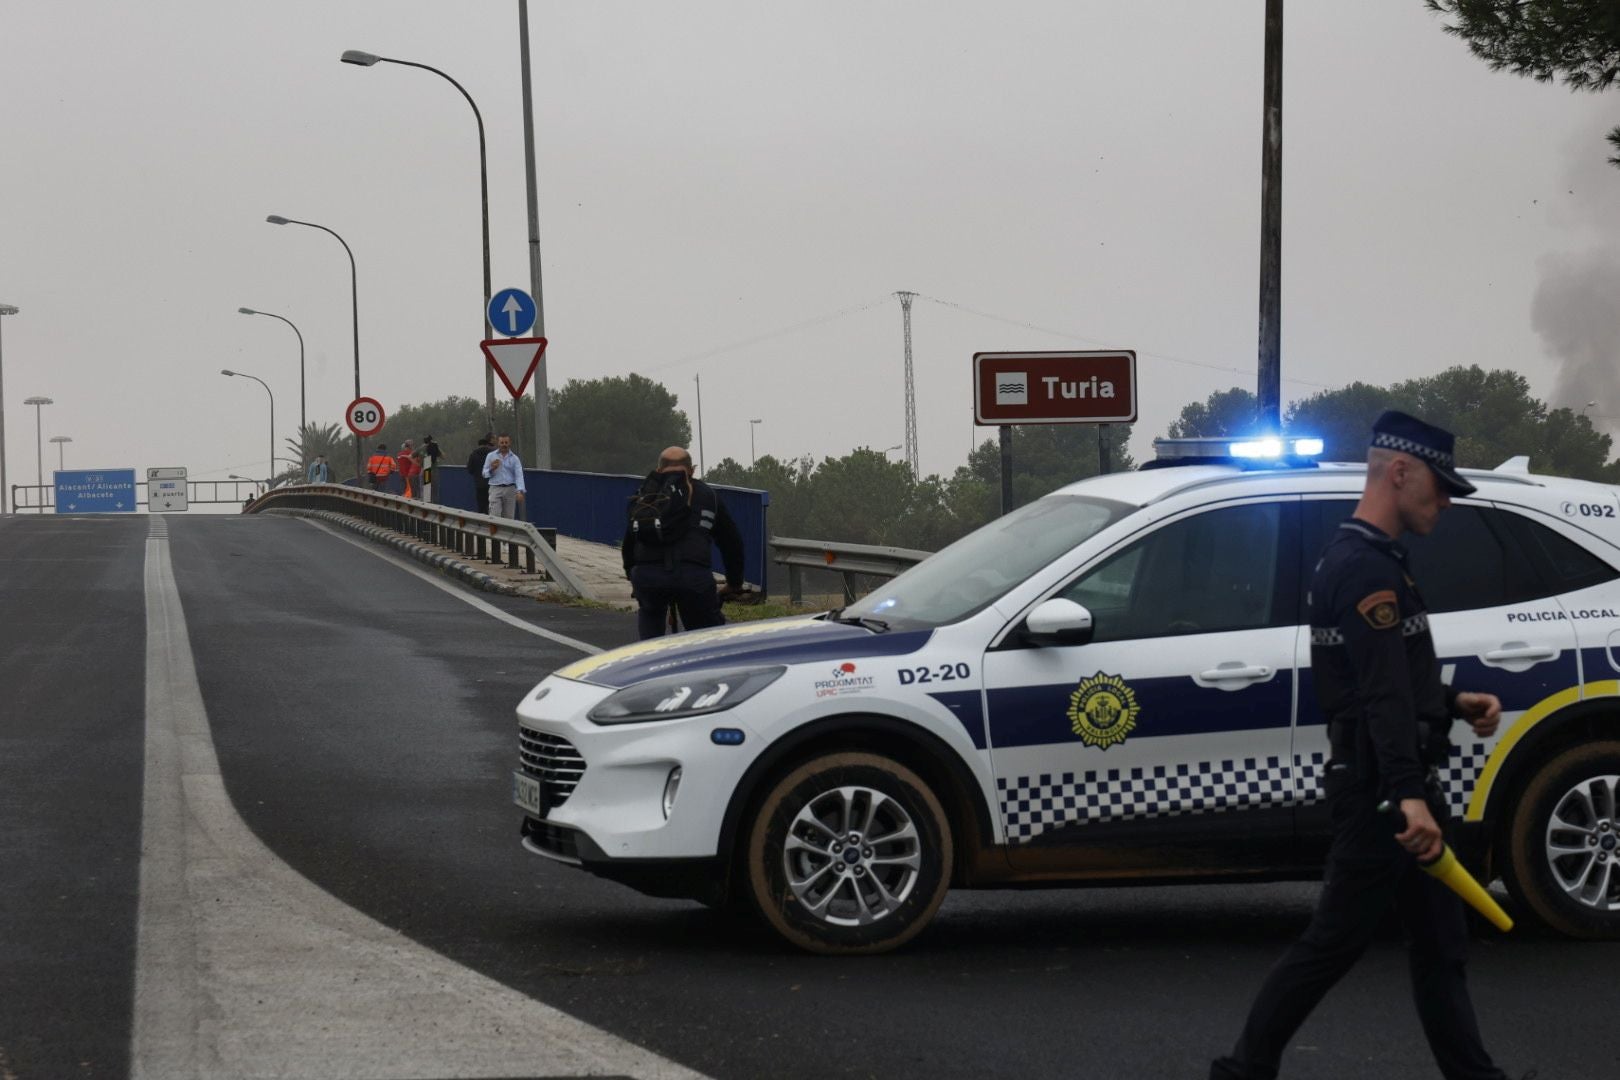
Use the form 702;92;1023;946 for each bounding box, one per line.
1023;598;1094;647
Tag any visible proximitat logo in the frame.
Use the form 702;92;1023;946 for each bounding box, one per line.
995;373;1028;406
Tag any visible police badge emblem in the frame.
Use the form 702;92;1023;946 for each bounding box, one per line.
1067;672;1140;750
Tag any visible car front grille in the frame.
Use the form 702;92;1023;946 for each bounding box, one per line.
518;727;586;812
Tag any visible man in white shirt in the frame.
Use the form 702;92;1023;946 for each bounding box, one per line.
482;433;525;519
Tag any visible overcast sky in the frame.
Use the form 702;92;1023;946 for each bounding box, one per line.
4;0;1620;498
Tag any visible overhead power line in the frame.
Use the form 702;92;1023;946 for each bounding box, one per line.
642;294;893;376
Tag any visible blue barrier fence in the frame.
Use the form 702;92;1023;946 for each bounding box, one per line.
434;467;771;593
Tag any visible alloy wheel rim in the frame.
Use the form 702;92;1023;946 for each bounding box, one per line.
782;785;923;927
1544;774;1620;911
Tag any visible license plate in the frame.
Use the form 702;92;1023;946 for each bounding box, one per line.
513;771;542;816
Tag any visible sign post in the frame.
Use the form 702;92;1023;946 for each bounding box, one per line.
973;350;1137;514
147;467;189;512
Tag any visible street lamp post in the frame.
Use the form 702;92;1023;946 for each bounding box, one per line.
23;395;51;513
749;418;762;466
266;215;360;482
238;307;306;441
0;303;17;514
340;49;496;432
49;435;71;471
221;370;274;488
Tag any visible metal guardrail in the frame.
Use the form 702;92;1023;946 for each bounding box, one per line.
247;483;592;599
770;536;932;604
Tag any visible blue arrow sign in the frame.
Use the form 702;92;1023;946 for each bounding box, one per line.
54;469;137;513
487;287;537;338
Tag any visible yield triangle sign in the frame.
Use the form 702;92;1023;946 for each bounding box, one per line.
480;337;548;398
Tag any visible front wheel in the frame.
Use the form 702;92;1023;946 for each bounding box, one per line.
744;751;952;955
1504;740;1620;938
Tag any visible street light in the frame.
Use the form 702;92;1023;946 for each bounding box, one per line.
221;370;275;488
238;307;306;441
341;48;495;429
0;302;17;513
49;435;71;471
266;214;360;482
23;395;51;513
749;418;763;466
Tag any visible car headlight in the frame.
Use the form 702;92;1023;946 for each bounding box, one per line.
587;666;786;725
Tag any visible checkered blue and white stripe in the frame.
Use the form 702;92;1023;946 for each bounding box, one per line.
1372;432;1454;469
998;752;1328;842
997;744;1491;842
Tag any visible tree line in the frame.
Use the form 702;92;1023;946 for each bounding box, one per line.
279;364;1615;551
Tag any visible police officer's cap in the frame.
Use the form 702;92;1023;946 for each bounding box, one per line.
1370;410;1476;497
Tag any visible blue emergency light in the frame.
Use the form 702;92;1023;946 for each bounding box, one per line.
1149;435;1325;469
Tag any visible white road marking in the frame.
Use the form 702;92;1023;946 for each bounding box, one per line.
295;515;601;655
132;516;704;1079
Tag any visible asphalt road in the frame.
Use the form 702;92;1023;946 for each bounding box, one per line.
4;512;1618;1079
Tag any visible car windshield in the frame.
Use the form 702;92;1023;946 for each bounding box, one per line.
837;495;1133;630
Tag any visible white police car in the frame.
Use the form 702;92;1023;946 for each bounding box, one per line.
515;437;1620;953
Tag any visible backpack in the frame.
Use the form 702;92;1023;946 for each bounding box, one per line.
627;471;692;545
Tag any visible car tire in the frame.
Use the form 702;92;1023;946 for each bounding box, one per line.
1503;740;1620;938
744;751;952;955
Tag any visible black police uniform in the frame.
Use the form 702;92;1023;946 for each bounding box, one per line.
1212;413;1505;1080
621;474;746;640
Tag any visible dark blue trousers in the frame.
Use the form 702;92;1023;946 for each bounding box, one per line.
630;563;725;640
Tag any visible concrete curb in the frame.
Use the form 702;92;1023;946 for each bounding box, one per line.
264;508;543;597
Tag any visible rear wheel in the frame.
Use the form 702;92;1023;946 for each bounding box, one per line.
744;751;952;955
1504;740;1620;938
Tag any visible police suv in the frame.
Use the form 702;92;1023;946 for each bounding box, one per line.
514;437;1620;953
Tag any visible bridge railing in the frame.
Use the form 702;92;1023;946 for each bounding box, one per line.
770;536;932;604
247;483;591;598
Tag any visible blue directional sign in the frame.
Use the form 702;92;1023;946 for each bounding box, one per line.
487;287;537;338
54;469;137;513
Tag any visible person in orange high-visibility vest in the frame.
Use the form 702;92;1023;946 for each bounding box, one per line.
366;444;396;491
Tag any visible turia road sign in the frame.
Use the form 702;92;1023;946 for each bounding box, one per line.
973;350;1137;425
481;337;548;399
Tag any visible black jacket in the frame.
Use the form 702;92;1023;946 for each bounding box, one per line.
1309;518;1459;803
621;475;746;589
466;445;491;487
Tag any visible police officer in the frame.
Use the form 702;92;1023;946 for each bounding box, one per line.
621;446;745;640
1211;412;1509;1080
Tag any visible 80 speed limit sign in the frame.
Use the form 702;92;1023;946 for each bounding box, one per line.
345;397;386;438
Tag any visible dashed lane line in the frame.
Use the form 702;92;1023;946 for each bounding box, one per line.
132;515;705;1079
294;514;602;655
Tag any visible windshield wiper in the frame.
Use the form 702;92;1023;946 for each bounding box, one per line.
829;611;890;633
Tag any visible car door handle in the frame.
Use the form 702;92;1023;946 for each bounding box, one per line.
1483;645;1558;663
1198;664;1273;681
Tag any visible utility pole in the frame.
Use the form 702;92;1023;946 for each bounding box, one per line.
1257;0;1284;430
897;291;919;475
519;0;552;468
694;373;705;473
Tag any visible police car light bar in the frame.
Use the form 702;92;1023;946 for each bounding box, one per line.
1151;436;1325;466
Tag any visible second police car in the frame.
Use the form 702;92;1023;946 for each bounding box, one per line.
514;437;1620;953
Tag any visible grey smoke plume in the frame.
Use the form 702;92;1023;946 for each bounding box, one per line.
1531;249;1620;412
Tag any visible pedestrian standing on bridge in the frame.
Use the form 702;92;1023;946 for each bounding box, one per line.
366;444;395;492
397;439;421;500
622;446;745;640
1209;412;1510;1080
482;433;525;520
466;434;492;515
306;455;330;484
